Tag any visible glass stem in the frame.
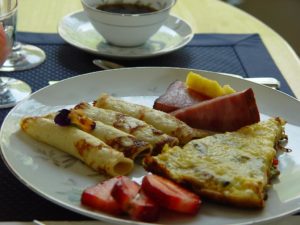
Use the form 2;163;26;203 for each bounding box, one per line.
0;78;8;95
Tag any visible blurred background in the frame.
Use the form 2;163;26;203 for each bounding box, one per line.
223;0;300;57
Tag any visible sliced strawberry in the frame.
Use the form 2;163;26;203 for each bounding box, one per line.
112;176;160;222
81;177;122;215
141;174;201;215
129;191;160;222
111;176;140;211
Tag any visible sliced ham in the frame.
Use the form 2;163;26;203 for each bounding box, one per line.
171;88;260;132
153;80;210;113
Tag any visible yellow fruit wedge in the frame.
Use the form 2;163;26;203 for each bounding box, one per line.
223;84;236;95
185;71;236;98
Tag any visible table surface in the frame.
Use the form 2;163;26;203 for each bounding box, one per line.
17;0;300;98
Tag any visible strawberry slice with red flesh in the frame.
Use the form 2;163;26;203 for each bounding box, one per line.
129;191;160;222
111;176;140;211
112;176;160;222
141;174;201;215
171;88;260;132
81;177;122;215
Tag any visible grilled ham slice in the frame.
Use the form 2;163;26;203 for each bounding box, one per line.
153;80;210;113
171;88;260;132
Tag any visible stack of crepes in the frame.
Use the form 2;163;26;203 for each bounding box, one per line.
20;93;212;177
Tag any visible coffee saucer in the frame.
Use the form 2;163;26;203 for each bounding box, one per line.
58;11;193;59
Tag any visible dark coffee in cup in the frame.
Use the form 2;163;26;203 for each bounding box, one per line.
97;3;157;14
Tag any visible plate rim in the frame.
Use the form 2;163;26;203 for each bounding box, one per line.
57;11;194;59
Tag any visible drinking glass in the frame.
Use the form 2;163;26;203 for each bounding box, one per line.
0;0;31;108
0;0;46;71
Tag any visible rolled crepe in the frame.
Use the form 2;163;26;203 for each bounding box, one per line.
20;116;134;177
48;110;153;159
88;120;153;159
94;93;212;145
74;102;178;155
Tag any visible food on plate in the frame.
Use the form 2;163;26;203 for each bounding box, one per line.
186;71;236;98
82;176;160;222
94;93;213;145
81;177;123;215
54;109;153;159
20;116;134;177
111;176;160;222
111;176;140;211
74;102;179;155
143;117;286;208
54;108;96;132
141;174;201;215
19;71;289;221
153;80;211;113
82;174;201;221
91;121;152;160
171;88;260;132
153;72;238;114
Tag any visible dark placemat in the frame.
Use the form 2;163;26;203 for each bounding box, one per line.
0;33;294;221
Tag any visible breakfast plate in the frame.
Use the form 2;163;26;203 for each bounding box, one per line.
1;67;300;225
58;11;194;59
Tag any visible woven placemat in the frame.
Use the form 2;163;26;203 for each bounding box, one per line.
0;33;294;221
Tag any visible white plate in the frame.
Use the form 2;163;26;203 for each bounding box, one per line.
58;11;194;59
1;67;300;225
